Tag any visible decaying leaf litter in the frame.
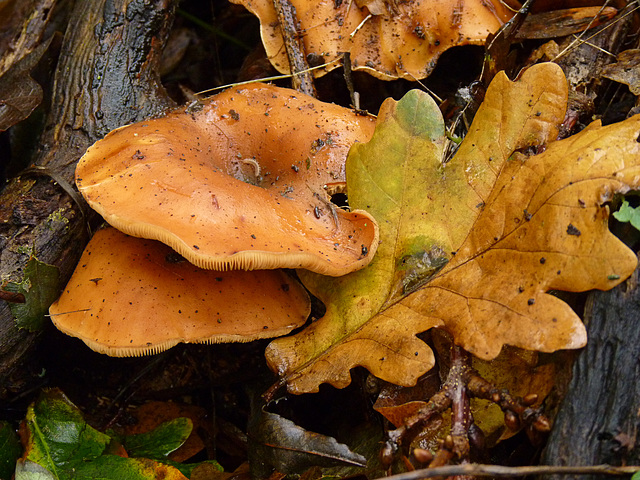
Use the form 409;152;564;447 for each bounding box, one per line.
1;0;637;478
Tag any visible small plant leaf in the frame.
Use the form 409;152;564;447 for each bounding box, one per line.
19;388;220;480
23;390;110;473
0;421;21;480
5;258;59;332
613;200;640;231
121;418;193;459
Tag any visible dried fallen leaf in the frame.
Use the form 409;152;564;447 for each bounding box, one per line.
231;0;513;80
514;7;618;40
0;37;50;132
389;110;640;361
248;405;366;478
602;49;640;95
266;62;640;393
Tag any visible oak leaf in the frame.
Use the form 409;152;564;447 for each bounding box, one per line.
266;62;640;394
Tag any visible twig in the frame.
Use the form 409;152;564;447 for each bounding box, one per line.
480;0;535;84
551;0;625;62
384;463;640;480
429;346;472;467
273;0;316;97
383;343;550;468
342;52;357;109
350;13;372;39
195;62;338;96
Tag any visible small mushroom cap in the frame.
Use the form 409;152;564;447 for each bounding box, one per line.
49;228;311;357
231;0;513;80
76;84;378;276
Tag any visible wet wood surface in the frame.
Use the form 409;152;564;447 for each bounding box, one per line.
0;0;176;399
542;258;640;477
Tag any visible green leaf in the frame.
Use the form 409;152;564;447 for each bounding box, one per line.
14;460;56;480
156;459;222;478
20;389;223;480
613;200;640;230
120;418;223;477
57;455;187;480
0;421;21;480
122;418;193;459
23;390;110;474
5;258;59;331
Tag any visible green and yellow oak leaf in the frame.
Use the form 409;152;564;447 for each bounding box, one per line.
264;62;611;394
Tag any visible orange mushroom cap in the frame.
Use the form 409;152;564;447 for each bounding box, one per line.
76;84;378;276
231;0;514;80
49;228;311;357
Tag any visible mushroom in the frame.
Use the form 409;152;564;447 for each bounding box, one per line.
230;0;514;80
49;228;311;356
76;83;379;277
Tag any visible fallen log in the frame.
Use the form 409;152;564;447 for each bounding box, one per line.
542;257;640;478
0;0;176;400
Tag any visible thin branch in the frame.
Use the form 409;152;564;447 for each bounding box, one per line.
273;0;316;97
195;62;338;96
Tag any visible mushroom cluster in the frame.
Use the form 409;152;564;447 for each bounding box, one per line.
49;84;379;356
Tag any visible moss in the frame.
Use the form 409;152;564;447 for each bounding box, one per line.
15;245;34;256
46;208;70;230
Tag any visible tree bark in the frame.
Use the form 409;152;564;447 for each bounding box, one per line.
542;257;640;477
0;0;176;399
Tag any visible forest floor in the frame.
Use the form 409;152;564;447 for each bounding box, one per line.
1;1;640;479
